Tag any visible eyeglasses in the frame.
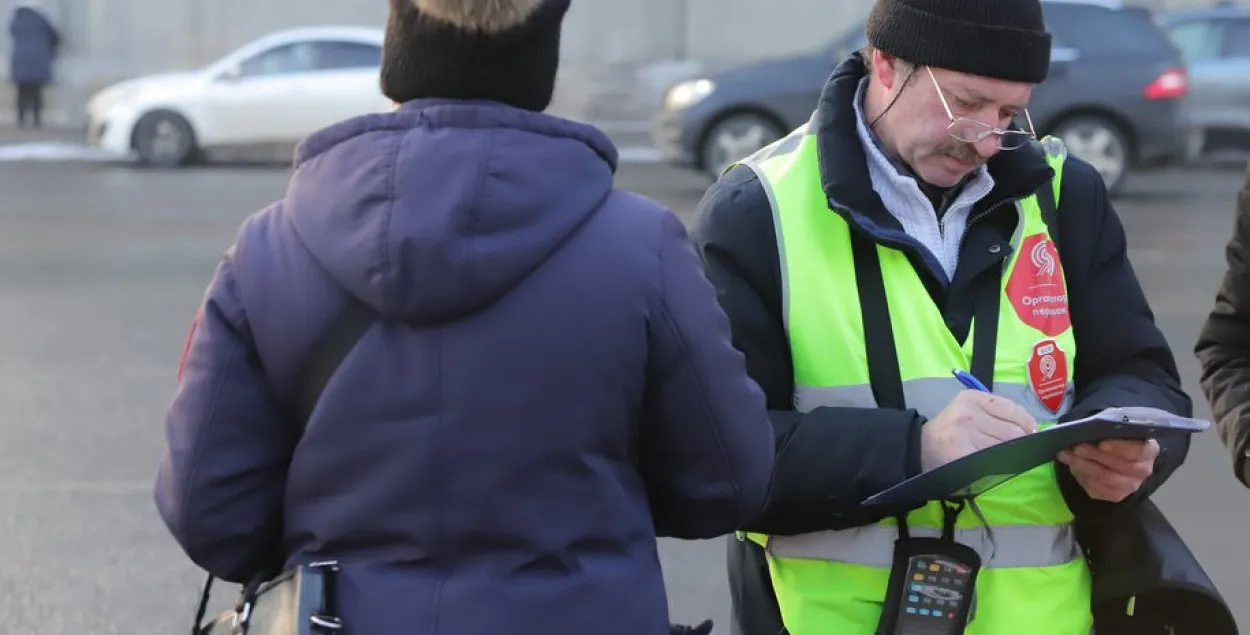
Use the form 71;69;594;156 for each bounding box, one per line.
925;66;1036;151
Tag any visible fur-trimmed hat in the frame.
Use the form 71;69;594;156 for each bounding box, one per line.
381;0;572;112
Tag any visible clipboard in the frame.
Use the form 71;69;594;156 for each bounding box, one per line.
861;406;1209;508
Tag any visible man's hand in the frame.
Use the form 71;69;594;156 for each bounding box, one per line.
921;391;1037;471
1057;439;1159;502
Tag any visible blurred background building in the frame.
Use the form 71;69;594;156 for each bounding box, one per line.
0;0;1220;129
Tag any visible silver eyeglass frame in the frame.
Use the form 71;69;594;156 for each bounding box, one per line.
925;66;1037;151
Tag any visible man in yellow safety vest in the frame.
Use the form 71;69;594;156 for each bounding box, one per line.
689;0;1228;633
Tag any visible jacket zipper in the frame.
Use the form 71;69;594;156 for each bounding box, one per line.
844;194;1021;282
957;196;1021;257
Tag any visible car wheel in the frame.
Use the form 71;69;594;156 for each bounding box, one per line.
1051;115;1130;196
133;111;198;167
699;112;785;180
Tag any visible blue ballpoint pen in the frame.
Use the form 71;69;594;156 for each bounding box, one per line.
952;369;991;393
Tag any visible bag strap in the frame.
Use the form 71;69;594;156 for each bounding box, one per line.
850;229;906;411
968;264;1003;392
849;227;1004;406
971;136;1065;393
190;295;376;634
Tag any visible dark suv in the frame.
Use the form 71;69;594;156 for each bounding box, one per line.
653;0;1191;196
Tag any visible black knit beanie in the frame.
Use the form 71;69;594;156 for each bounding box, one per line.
865;0;1052;84
381;0;571;112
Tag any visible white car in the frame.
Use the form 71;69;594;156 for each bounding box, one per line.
86;26;391;166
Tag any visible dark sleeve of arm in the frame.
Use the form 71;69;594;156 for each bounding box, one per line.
1054;158;1192;520
640;211;777;540
153;254;293;583
689;165;926;536
1195;165;1250;488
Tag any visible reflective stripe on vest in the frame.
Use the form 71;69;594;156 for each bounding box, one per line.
734;117;1093;635
766;521;1080;569
795;378;1072;425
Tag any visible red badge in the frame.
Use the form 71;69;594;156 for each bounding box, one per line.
1027;339;1068;414
1005;233;1070;336
176;309;201;382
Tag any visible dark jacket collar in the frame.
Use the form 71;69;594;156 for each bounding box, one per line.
813;53;1054;252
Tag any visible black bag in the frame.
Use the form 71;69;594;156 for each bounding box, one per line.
190;296;377;635
1080;499;1238;635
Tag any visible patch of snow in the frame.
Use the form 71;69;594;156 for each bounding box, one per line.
617;146;661;163
0;142;128;162
593;120;653;134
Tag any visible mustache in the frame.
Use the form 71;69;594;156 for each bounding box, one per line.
939;142;985;166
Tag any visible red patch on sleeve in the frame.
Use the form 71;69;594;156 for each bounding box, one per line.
177;310;201;381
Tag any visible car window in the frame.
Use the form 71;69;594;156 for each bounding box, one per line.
1167;19;1223;63
238;42;318;77
314;40;382;70
1223;19;1250;59
1042;4;1175;55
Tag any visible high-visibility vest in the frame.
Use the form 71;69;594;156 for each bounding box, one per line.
732;120;1093;635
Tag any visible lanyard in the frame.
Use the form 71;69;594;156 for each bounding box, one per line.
847;227;1003;410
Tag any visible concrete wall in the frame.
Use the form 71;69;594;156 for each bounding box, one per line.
0;0;1224;128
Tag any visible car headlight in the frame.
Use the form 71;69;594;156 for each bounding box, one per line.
87;85;137;118
665;79;715;110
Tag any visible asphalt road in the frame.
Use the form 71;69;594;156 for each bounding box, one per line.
0;159;1247;633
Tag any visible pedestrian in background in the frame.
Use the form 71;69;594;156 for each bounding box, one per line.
154;0;774;634
1196;162;1250;487
7;4;59;128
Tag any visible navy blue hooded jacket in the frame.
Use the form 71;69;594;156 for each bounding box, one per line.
154;99;775;635
8;6;58;84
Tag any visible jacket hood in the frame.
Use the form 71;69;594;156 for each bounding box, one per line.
10;6;46;31
283;99;618;323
